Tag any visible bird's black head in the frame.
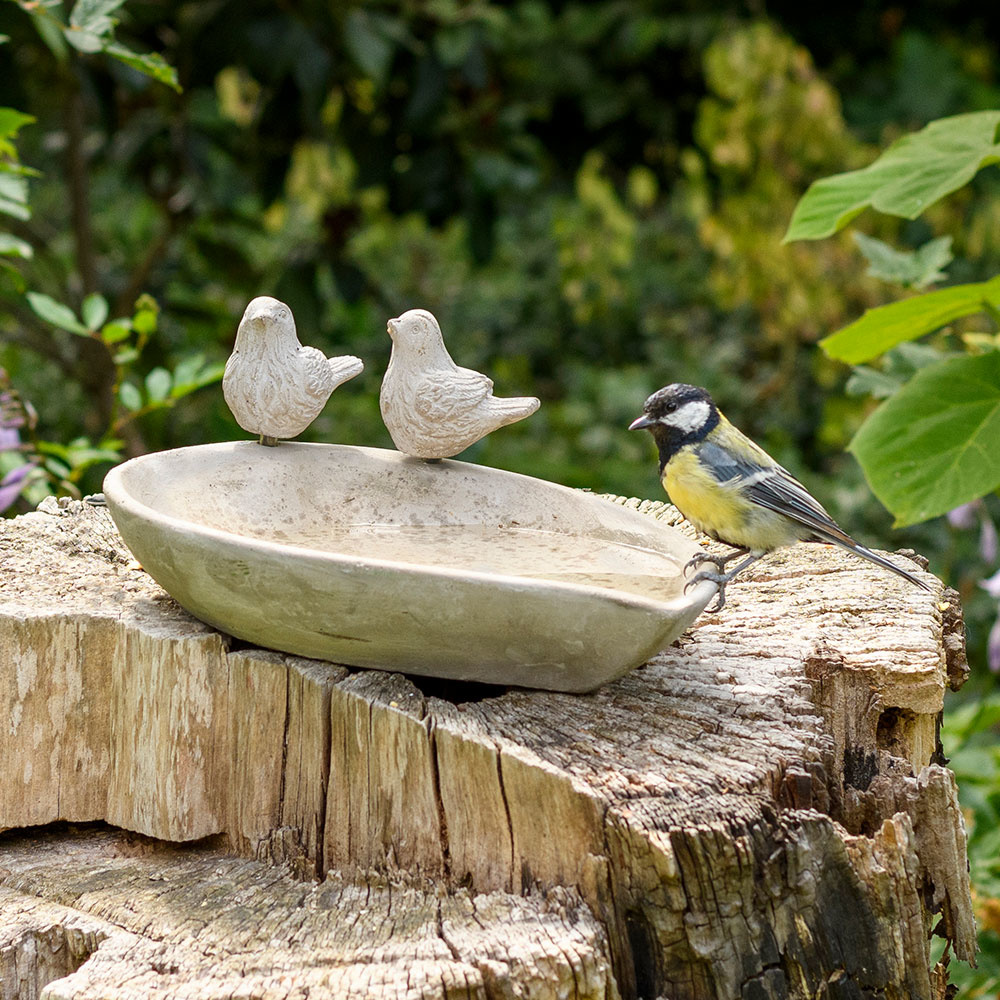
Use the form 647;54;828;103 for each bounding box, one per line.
628;383;720;468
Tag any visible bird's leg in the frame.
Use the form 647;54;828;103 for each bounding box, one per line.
259;434;280;447
683;546;749;577
684;550;763;613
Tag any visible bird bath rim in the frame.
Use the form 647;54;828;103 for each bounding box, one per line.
103;442;718;691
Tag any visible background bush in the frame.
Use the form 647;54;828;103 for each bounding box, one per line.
2;2;1000;989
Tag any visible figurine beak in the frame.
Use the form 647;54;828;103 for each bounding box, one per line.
628;414;654;431
387;319;398;339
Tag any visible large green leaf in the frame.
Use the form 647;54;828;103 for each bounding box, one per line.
849;351;1000;526
821;274;1000;363
786;111;1000;241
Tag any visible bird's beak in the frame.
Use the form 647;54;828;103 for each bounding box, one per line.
628;414;654;431
387;319;398;339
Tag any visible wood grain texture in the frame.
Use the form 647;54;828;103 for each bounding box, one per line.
0;496;975;999
0;826;615;1000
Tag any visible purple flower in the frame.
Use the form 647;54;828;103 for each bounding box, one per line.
0;462;34;513
948;501;979;530
948;499;999;564
0;425;18;450
982;567;1000;600
989;616;1000;674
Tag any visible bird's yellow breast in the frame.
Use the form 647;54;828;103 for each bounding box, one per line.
663;446;799;552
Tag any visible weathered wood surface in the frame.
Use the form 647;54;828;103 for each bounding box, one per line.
0;825;614;1000
0;497;976;999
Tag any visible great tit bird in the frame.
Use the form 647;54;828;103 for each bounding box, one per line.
629;383;932;611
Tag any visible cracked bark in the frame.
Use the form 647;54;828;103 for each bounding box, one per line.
0;498;976;1000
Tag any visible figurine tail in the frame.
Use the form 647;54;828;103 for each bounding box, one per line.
488;395;540;427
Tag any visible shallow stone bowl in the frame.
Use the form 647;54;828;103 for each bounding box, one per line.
103;443;716;692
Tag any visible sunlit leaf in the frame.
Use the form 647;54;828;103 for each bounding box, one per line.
786;111;1000;241
70;0;127;36
0;173;30;220
132;307;157;335
0;234;32;259
100;321;131;344
849;351;1000;526
144;367;171;403
63;28;104;53
821;274;1000;363
113;346;139;365
81;292;108;330
170;353;205;389
0;108;35;142
26;292;90;335
118;381;142;412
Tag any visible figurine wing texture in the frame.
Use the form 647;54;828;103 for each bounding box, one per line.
413;367;492;420
299;346;336;399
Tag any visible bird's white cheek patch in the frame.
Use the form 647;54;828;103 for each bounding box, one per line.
665;400;711;433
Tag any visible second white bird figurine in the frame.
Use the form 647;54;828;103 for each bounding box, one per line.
223;296;364;445
379;309;540;459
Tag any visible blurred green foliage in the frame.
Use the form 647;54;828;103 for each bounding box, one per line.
2;1;1000;980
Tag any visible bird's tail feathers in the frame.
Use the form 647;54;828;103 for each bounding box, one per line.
827;537;933;591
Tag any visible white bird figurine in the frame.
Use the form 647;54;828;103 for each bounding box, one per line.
223;296;363;445
379;308;540;459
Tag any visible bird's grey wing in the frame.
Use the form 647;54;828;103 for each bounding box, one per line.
413;367;492;419
698;439;853;545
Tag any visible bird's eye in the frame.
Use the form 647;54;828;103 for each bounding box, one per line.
663;401;676;413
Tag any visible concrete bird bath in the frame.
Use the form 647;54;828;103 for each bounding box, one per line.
103;442;716;691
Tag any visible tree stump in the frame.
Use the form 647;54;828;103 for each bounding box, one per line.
0;497;976;999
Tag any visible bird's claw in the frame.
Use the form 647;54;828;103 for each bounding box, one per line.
683;568;727;613
684;551;728;575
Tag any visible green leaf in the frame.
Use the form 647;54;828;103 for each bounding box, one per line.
193;360;225;387
144;366;171;403
26;292;90;335
170;352;205;390
81;292;108;330
845;366;904;400
70;0;127;36
132;307;157;335
63;27;104;53
102;42;180;91
0;108;35;142
821;273;1000;364
0;172;30;220
853;233;953;289
786;111;1000;241
849;351;1000;526
344;9;395;85
113;346;139;365
99;321;131;345
118;381;142;412
0;234;32;259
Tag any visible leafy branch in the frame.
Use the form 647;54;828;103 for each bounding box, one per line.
6;0;180;90
786;110;1000;527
